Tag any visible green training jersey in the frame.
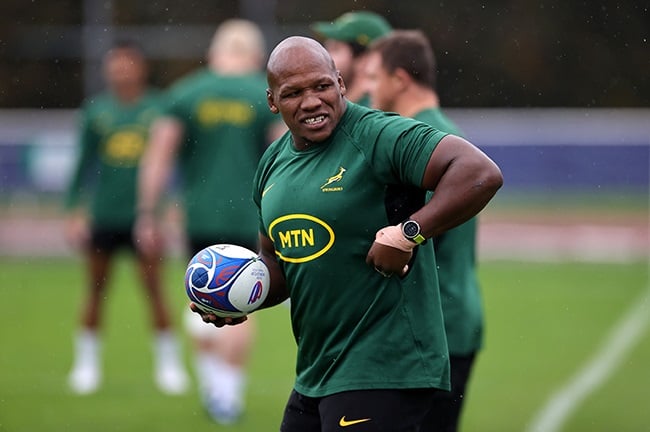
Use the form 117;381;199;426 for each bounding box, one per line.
253;102;451;397
414;108;484;355
164;68;276;242
65;90;162;229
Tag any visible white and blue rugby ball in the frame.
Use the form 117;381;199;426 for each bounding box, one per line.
184;244;270;318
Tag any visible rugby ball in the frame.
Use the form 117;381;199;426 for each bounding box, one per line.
184;244;270;318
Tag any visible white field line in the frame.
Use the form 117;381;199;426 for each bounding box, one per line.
526;285;650;432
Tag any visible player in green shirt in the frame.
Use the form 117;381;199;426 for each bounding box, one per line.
366;30;486;431
136;20;283;425
64;41;188;396
195;36;503;431
311;11;392;106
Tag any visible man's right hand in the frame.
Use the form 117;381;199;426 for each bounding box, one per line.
65;212;90;250
189;302;248;328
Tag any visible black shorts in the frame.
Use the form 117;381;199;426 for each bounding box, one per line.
90;227;135;254
421;353;477;432
187;236;257;258
280;388;440;432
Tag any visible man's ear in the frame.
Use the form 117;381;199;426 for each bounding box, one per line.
338;72;347;96
393;68;411;90
266;89;279;114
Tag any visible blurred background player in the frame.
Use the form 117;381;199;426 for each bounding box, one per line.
311;10;392;106
64;40;189;396
366;30;485;432
136;19;283;424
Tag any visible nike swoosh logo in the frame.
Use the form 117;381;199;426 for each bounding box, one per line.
339;416;372;427
262;183;275;197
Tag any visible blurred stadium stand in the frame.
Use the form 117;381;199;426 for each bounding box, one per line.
2;1;647;109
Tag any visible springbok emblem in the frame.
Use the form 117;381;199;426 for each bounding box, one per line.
321;166;347;189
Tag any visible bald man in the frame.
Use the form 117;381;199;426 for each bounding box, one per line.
195;36;503;431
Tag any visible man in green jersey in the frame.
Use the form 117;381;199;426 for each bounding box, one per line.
65;41;188;396
311;11;392;106
194;36;503;431
136;19;283;424
366;30;485;432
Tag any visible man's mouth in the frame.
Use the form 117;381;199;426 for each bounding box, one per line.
303;115;326;125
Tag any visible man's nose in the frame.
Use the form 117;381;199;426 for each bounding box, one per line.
300;91;321;110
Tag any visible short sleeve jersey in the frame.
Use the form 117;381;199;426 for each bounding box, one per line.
253;102;451;397
414;108;484;356
65;90;162;229
163;68;276;242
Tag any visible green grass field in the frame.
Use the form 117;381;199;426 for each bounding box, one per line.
0;256;648;431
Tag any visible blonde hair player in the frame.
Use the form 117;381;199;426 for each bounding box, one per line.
136;19;283;424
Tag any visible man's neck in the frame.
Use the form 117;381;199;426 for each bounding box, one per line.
115;85;145;104
393;86;440;118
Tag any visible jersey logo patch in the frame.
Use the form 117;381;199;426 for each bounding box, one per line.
321;166;346;192
268;214;335;263
339;416;372;427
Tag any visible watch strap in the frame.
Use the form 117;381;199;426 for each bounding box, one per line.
411;232;426;245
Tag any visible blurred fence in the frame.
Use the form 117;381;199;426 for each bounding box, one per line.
449;108;649;198
1;108;648;203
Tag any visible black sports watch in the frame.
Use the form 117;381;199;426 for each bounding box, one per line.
401;220;426;245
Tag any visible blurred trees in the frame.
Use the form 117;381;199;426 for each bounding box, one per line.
0;0;646;108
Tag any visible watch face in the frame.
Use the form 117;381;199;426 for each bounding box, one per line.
403;221;420;238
